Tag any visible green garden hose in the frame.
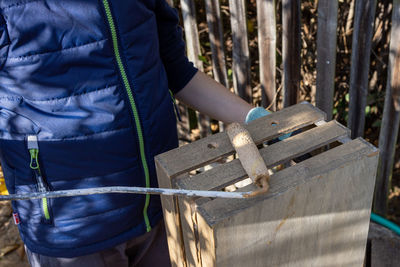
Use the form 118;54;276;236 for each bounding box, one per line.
371;212;400;236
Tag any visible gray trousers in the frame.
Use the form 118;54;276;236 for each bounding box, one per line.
25;221;171;267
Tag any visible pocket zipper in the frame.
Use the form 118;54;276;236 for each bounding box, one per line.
27;135;51;222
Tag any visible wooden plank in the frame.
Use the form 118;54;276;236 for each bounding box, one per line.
373;0;400;216
348;0;377;138
180;0;210;137
228;0;252;102
197;210;216;267
282;0;301;107
178;197;201;267
197;138;378;222
197;138;378;266
180;0;203;71
315;0;338;120
205;0;229;88
155;102;325;178
155;161;186;267
204;0;228;132
257;0;277;110
176;100;191;142
176;120;349;191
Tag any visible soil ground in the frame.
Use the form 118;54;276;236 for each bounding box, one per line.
0;202;29;266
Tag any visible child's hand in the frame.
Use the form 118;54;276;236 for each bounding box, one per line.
245;107;292;141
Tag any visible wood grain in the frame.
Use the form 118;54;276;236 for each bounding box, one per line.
228;0;252;102
348;0;377;138
282;0;301;107
155;102;325;178
374;0;400;216
155;161;186;267
197;138;378;266
315;0;338;120
205;0;229;88
180;0;210;137
257;0;277;110
226;123;269;188
176;120;349;192
178;197;200;267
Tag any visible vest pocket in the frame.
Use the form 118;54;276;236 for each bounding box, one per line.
27;135;52;224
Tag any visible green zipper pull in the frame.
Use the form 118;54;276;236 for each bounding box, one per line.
29;148;39;170
27;135;51;221
28;136;45;191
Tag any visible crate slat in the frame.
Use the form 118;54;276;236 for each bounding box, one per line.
176;120;349;192
155;103;378;267
196;138;378;266
155;102;326;178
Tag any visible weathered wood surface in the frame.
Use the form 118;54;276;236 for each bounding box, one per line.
205;0;228;132
226;123;269;189
229;0;252;103
316;0;338;120
180;0;210;137
156;102;324;267
177;120;350;267
367;222;400;267
196;138;378;266
156;102;325;178
178;196;200;267
348;0;377;138
0;186;247;201
205;0;228;89
180;0;203;71
157;101;378;266
156;161;186;267
176;120;349;192
282;0;301;107
176;100;191;142
257;0;276;110
374;0;400;216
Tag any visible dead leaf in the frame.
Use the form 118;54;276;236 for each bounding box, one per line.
0;244;20;258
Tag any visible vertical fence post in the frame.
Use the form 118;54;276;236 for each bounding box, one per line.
348;0;377;138
257;0;277;111
315;0;338;121
282;0;301;108
374;0;400;217
205;0;229;88
229;0;252;103
181;0;203;71
205;0;229;131
180;0;210;137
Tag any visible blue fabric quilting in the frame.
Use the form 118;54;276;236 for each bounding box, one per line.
0;0;197;257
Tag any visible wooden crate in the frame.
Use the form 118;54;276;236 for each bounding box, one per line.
155;102;379;267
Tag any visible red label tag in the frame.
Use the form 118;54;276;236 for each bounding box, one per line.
13;212;20;225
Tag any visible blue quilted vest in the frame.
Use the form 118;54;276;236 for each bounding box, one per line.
0;0;197;257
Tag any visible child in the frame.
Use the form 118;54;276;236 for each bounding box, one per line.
0;0;268;266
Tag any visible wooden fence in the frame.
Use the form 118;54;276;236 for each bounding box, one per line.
167;0;400;217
